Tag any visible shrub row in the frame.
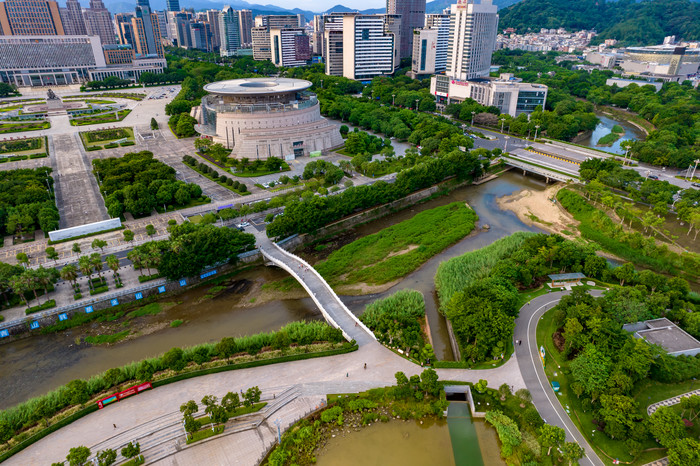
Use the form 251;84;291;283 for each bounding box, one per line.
24;299;56;315
182;155;248;194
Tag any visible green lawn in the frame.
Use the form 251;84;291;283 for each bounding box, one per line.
79;127;134;149
0;121;50;134
70;109;131;126
186;425;224;444
316;202;478;287
229;162;291;177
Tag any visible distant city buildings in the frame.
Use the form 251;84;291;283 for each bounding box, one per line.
497;28;596;53
0;0;165;87
219;6;241;57
342;14;400;81
387;0;425;59
430;0;548;117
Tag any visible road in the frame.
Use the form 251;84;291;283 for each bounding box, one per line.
472;127;698;191
514;289;606;466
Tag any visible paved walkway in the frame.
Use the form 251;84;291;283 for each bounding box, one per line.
514;290;605;466
647;388;700;415
5;339;522;465
259;241;375;346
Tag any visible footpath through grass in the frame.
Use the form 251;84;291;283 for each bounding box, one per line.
316;202;478;286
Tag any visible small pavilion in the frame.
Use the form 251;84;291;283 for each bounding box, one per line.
548;272;586;288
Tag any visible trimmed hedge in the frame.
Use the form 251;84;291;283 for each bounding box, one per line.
86;146;102;151
25;299;57;315
137;273;161;283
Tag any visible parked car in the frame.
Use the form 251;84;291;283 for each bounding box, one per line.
691;182;700;188
648;174;659;180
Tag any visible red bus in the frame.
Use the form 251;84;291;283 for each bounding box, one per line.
97;382;152;409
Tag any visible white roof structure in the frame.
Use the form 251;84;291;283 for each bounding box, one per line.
203;78;312;95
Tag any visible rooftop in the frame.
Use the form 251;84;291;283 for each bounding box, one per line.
548;273;586;280
623;318;700;355
203;78;312;96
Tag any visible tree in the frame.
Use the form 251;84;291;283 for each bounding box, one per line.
120;442;140;459
127;249;143;275
180;400;198;416
668;438;700;465
539;424;566;455
150;118;158;130
222;392;240;411
67;379;90;405
90;253;103;280
105;255;119;281
183;414;200;434
498;383;512;401
648;406;686;448
123;230;134;243
570;344;610;401
679;395;700;421
78;256;93;289
16;252;29;268
562;442;585;465
475;379;488;393
0;418;12;444
244;386;262;407
96;449;116;466
60;264;78;289
72;242;81;254
145;224;156;236
45;247;59;263
66;446;91;466
91;239;107;252
201;395;218;410
162;347;185;371
515;388;532;407
613;262;635;286
419;368;440;397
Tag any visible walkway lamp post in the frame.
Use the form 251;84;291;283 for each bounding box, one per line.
504;135;510;153
534;125;540;141
470;111;475;127
274;418;282;444
392;94;395;106
415;99;420;111
500;118;505;133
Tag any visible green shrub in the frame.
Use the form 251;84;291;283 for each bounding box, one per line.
25;299;56;315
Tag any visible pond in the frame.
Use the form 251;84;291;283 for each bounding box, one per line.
574;112;645;155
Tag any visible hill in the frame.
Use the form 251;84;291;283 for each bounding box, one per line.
499;0;700;45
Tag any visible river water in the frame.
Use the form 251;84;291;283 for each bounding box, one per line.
575;112;644;155
0;171;545;409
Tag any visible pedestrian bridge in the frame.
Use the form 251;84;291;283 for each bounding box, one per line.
258;242;376;346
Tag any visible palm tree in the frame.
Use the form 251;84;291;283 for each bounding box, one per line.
106;255;119;284
35;266;52;299
60;264;78;290
9;275;29;308
127;250;144;276
90;253;104;283
78;256;93;290
22;269;40;305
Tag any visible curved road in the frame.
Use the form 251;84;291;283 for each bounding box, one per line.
514;289;605;466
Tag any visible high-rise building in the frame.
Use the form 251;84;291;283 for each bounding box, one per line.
136;0;150;8
238;9;252;47
342;14;396;81
446;0;498;80
166;0;179;11
115;13;135;46
252;15;299;61
206;10;220;50
0;0;65;36
132;4;163;57
410;28;437;77
425;13;450;72
219;6;240;57
84;0;116;45
270;28;309;67
311;15;323;55
386;0;425;59
155;10;169;45
190;21;211;51
60;0;86;35
324;29;343;76
384;14;402;71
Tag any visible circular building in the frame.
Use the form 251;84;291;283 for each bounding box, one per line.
193;77;343;160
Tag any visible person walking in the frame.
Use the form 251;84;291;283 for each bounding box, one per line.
364;363;367;370
113;424;116;429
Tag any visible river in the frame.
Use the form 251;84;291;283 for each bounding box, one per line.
575;112;645;155
0;171;546;409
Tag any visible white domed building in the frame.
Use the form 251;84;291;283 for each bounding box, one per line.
192;77;343;160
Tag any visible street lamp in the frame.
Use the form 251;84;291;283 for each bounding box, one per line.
415;99;420;111
320;79;323;89
534;125;541;141
470;111;475;127
500;118;506;133
392;94;396;106
504;135;510;153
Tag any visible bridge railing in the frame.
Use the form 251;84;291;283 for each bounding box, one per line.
267;242;376;342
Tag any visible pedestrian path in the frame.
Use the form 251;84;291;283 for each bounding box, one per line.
258;241;376;346
647;388;700;415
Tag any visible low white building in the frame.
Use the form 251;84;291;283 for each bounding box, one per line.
430;73;548;117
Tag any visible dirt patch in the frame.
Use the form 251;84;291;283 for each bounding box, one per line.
386;244;419;259
497;184;578;237
552;328;566;353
